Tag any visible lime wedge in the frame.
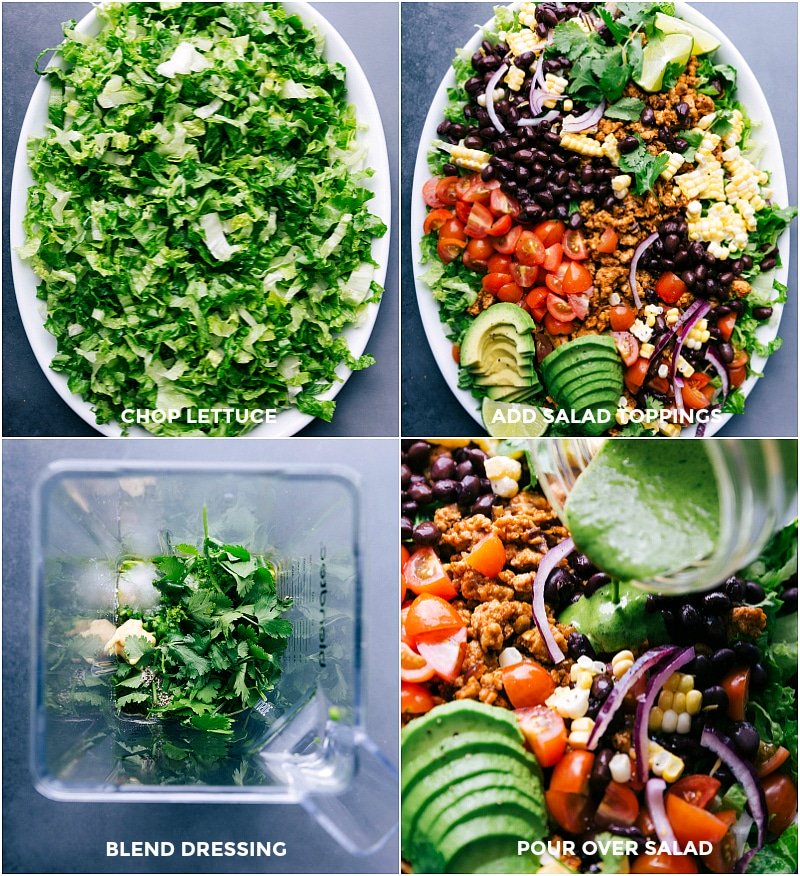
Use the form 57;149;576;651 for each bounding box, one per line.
635;33;693;92
481;398;549;438
654;12;720;55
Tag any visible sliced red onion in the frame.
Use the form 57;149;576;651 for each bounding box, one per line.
669;301;711;393
646;779;677;846
674;374;685;417
731;810;754;860
696;404;718;437
629;232;660;310
529;88;565;116
486;64;509;134
532;50;546;89
518;109;560;127
532;537;573;664
587;645;678;750
651;298;707;361
634;646;695;782
704;347;730;399
561;100;606;133
701;725;767;870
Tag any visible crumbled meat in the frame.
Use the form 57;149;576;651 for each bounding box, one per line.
731;278;752;297
439;512;493;554
472;600;534;652
728;605;767;638
612;729;633;754
433;503;462;535
450;559;515;602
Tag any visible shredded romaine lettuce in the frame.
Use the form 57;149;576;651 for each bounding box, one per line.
21;2;386;435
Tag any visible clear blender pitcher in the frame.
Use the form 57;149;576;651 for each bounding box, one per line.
528;438;797;594
31;461;397;856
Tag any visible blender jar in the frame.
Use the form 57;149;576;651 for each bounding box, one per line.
529;438;797;594
31;461;396;855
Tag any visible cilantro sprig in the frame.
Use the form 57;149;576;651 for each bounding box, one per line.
113;518;292;734
617;136;670;195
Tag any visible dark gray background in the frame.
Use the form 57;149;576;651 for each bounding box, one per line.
2;439;399;873
2;2;399;437
401;2;798;437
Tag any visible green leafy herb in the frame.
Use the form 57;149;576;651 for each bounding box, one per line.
617;136;670;195
721;388;745;415
419;233;479;343
748;823;798;874
20;3;386;435
604;97;646;121
720;783;748;816
112;516;292;733
661;60;685;91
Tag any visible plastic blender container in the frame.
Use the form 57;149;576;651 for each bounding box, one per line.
31;461;396;855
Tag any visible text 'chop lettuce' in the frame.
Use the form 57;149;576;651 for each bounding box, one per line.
21;2;386;434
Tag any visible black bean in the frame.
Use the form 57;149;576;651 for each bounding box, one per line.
567;631;596;660
680;603;702;636
718;342;734;364
554;203;569;220
537;190;555;208
458;474;481;505
481;164;495;182
640;107;656;126
586;573;611;597
432;479;459;503
479;477;491;493
400;463;412;488
752;306;773;321
692;653;713;689
675;102;690;122
760;256;777;272
695;264;708;282
573;553;595;579
590;748;613;797
465;76;484;95
401;517;413;541
704;614;727;647
408;482;433;505
779;586;797;614
725;576;746;602
591;674;613;702
703;685;729;711
663;234;680;254
733;722;760;759
741;254;753;270
412;521;440;547
681;270;696;288
535;21;549;38
704;591;731;615
654;316;667;333
733;641;760;666
430;456;455;481
711;647;736;676
542;6;559;26
744;580;765;604
569;212;584;229
517;51;535;69
470;494;495;517
729;299;744;314
465;448;487;475
689;241;706;262
406;441;430;472
673;138;689;153
718;271;735;286
401;500;418;517
750;663;768;691
464;134;483;149
456;460;474;480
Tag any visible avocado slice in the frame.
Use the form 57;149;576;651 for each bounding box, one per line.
452;838;542;874
419;813;540;873
461;303;537;364
401;758;538;856
549;363;622;401
542;345;621;387
573;400;618;436
540;334;618;368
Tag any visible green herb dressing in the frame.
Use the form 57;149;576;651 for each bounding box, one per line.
564;440;720;581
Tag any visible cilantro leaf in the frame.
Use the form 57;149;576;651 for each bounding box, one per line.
661;60;685;91
617;137;669;194
605;97;645;121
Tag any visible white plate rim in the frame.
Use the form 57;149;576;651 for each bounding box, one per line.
410;0;791;437
9;0;391;438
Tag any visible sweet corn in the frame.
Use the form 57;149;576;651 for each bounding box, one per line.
658;690;673;711
664;673;681;692
602;133;621;165
658;421;681;438
686;689;703;715
665;308;680;326
640;342;655;359
678;674;695;694
676;356;695;378
649;741;685;782
609;292;621;306
506;28;547;59
568;717;595;749
676;712;692;734
447;143;492;172
491;476;519;499
560;132;604;158
609;753;632;783
611;649;634;679
660;151;686;182
505;65;525;92
673;692;687;714
657;363;669;379
546;685;591;720
661;709;679;734
629;319;654;344
543;74;568;108
573;669;594;690
517;2;539;29
649;707;663;731
485;456;522;481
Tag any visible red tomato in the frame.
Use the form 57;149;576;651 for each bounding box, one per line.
455;200;472;225
515;706;567;767
625;357;650;393
488;253;513;274
680;383;711;410
717;312;737;342
461;178;496;204
482;272;514;294
437;237;466;264
502;661;555;709
401;642;435;683
665;795;730;846
544;313;574;335
511;263;539;288
435;176;460;206
401;606;414;647
636;807;656;837
465;202;494;238
423;208;453;235
655;271;688;305
415;626;467;682
595;782;640;828
490;188;520;217
648;375;670;394
402;547;457;599
401;545;410;600
631;853;698;874
405;592;464;638
439;218;467;242
542;243;563;273
569;293;591;321
516;230;546;266
451;343;460;363
563;229;589;260
547;293;575;323
526;286;549;311
597;226;619;253
533;220;565;248
762;773;797;836
687;372;711;389
488;214;513;237
728;366;747;388
544;260;569;295
757;746;791;778
532;305;548;323
401;682;435;715
422;178;445;208
463;237;495;272
455;175;476;199
497;282;524;303
561;260;593;294
702;810;738;875
545;790;593;834
493;225;522;254
613;331;640;366
610;304;637;331
465;533;506;576
669;775;721;809
721;667;749;721
551;751;594;796
729;350;749;369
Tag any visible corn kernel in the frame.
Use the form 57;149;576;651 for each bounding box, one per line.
659;421;681;438
609;292;621;306
640;342;655;359
575;669;594;690
676;712;692;734
686;689;703;715
609;753;632;783
657;363;669;379
612;659;633;680
568;717;595;749
673;692;687;714
560;133;604;158
612;650;634;667
661;709;678;733
485;456;522;481
649;707;664;731
678;675;695;694
658;690;673;711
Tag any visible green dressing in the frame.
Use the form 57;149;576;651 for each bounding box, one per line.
564;440;720;581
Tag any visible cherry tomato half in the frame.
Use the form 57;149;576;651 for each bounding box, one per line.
493;225;522;255
547;293;575;323
405;592;464;638
533;220;565;248
563;229;589;260
655;271;688;305
465;533;506;577
721;666;749;721
401;642;435;683
597;226;619;254
422;178;445;208
515;706;567;767
762;773;798;836
415;626;467;683
502;661;555;709
511;262;539;288
516;230;546;266
631;852;698;874
665;794;729;846
402;547;457;599
542;242;563;273
465;202;494;239
551;751;594;796
610;303;637;332
437;237;466;264
561;260;593;295
613;331;640;367
717;312;737;342
669;775;721;809
595;782;640;828
401;682;435;715
482;272;514;295
497;282;524;303
463;237;495;272
439;218;467;242
545;790;593;835
423;208;453;235
544;312;574;335
435;176;460;206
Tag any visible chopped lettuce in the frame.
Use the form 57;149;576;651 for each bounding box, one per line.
21;2;386;435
